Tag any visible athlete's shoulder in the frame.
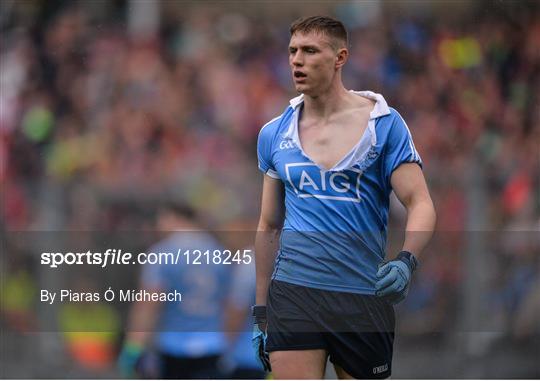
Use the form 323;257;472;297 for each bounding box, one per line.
385;107;414;133
258;115;283;145
258;105;295;140
388;107;406;120
375;106;410;138
380;106;422;168
257;101;296;160
378;106;402;124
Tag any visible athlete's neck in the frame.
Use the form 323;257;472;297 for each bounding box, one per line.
301;81;352;121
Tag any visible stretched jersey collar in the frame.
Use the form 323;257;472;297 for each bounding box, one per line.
285;90;390;139
288;90;390;117
283;90;388;172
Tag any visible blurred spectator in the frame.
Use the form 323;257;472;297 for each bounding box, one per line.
223;253;265;379
117;203;231;379
0;258;37;332
219;220;265;379
58;278;120;373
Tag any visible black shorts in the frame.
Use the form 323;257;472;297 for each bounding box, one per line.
158;353;224;379
266;280;395;379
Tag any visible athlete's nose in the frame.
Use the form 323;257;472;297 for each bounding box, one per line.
290;51;304;67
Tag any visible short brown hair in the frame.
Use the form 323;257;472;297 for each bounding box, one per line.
290;16;348;48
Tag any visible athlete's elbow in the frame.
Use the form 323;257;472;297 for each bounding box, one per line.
257;219;283;233
406;196;436;228
417;197;437;229
429;200;437;229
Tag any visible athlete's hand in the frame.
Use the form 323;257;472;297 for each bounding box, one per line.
251;305;271;372
117;342;144;378
375;251;418;304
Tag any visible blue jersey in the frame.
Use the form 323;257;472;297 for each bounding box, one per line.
141;232;231;357
257;91;422;294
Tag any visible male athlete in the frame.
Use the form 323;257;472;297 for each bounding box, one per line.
253;16;436;379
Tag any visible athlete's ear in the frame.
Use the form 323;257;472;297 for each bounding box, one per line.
335;47;348;69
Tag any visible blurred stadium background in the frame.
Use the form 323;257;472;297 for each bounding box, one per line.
1;0;539;378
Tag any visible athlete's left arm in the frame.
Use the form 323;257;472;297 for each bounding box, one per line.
390;162;436;259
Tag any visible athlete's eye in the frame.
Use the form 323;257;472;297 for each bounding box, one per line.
306;48;316;54
289;48;297;54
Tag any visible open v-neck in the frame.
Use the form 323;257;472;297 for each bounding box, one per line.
283;90;390;172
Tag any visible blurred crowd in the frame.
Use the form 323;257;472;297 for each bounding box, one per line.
1;0;539;377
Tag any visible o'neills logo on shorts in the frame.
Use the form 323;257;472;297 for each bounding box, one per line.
285;163;363;202
373;364;388;374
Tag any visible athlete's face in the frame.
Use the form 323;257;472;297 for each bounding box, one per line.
289;31;347;96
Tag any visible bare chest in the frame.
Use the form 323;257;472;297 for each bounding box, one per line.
298;111;371;170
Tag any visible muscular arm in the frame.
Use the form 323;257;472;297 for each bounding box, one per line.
255;175;285;305
391;163;436;259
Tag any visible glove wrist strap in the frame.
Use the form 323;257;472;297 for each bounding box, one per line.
397;250;418;273
252;305;267;324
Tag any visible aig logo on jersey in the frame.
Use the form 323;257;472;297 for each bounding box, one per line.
285;163;363;202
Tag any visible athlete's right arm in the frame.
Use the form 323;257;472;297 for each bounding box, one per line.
255;174;285;305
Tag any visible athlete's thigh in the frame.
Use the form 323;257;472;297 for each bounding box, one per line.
321;292;395;379
270;349;327;379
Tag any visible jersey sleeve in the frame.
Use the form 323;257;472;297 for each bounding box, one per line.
257;123;279;179
384;110;423;185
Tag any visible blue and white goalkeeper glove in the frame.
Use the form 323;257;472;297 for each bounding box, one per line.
251;305;271;372
375;251;418;304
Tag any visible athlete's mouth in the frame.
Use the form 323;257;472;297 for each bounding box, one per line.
294;71;307;78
